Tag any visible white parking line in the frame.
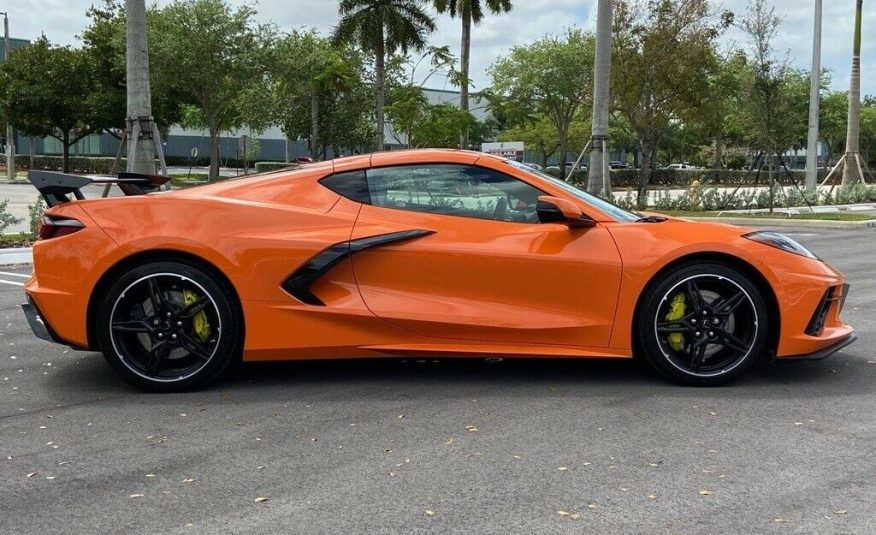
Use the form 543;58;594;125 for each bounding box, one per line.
0;271;30;278
0;279;25;287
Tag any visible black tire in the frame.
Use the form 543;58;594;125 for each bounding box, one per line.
636;262;770;386
95;260;242;392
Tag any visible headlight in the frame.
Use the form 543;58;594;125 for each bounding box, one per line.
743;231;819;260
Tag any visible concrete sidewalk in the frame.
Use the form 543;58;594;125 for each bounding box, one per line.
0;247;32;266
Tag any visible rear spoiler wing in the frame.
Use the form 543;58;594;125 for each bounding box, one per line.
28;170;171;207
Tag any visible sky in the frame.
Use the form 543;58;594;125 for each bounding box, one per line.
5;0;875;96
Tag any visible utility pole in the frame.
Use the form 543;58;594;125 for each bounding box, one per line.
587;0;613;196
805;0;822;190
2;12;15;181
125;0;156;175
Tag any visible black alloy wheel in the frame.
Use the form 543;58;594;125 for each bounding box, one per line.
637;262;770;385
96;260;242;391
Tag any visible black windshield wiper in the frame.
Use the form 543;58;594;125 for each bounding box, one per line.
636;215;668;223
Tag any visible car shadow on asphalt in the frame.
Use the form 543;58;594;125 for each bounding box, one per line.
45;350;872;402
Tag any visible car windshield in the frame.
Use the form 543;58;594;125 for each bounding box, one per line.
504;160;640;222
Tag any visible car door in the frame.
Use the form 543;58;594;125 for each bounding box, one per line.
348;161;623;349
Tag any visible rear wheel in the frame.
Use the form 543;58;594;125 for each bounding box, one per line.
95;260;242;392
636;262;769;386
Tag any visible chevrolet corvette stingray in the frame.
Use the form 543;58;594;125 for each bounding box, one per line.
22;149;855;391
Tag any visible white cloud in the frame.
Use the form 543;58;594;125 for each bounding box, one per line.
4;0;874;94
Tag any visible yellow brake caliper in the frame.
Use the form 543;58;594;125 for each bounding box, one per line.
665;293;687;351
183;289;211;343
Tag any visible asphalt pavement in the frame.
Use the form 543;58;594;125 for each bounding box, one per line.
1;228;874;534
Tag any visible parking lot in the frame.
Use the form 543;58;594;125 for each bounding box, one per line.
1;227;874;534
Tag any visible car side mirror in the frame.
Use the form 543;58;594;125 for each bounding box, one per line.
536;195;595;228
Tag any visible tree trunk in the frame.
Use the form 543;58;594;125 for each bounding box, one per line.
637;141;655;209
375;36;386;152
62;131;71;173
768;152;775;213
208;123;220;181
842;0;863;185
310;90;319;160
458;6;472;149
558;126;569;180
125;0;156;175
587;0;613;194
713;131;723;169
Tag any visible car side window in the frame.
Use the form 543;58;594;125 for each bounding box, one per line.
319;170;370;204
365;164;544;223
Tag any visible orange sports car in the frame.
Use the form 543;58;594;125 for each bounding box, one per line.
22;149;855;391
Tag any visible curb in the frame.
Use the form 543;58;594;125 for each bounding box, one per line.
0;247;33;266
685;217;876;229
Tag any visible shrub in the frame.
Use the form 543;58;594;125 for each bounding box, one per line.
0;199;23;234
545;167;807;188
28;196;47;239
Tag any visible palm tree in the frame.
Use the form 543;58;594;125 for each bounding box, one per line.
334;0;436;152
586;0;612;195
125;0;156;175
433;0;512;149
841;0;864;185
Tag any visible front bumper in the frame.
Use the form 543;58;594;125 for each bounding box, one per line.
780;332;858;361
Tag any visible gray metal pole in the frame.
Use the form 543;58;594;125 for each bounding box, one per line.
3;13;15;181
125;0;156;175
587;0;613;195
805;0;822;190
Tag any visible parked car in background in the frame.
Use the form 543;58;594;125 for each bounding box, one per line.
663;162;696;170
547;162;588;175
608;161;631;169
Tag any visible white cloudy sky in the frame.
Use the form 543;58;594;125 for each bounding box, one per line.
7;0;875;95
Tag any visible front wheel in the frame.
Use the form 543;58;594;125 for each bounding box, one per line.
636;262;770;386
95;260;242;392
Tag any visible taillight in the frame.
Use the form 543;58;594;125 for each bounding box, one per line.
38;216;85;240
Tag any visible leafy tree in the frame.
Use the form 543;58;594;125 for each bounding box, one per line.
612;0;731;205
333;0;436;152
408;104;479;147
859;102;876;171
738;2;808;168
490;29;595;178
0;38;100;172
273;31;360;160
150;0;275;180
385;47;459;148
819;90;848;166
498;115;558;168
385;85;429;147
693;50;749;168
433;0;512;148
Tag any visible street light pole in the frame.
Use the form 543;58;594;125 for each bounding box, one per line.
2;12;15;181
805;0;822;190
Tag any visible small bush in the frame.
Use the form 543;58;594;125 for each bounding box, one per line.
28;196;47;239
0;199;23;234
545;167;807;188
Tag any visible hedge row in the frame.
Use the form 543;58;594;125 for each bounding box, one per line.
14;155;272;174
14;156;811;187
254;161;297;173
545;167;810;187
